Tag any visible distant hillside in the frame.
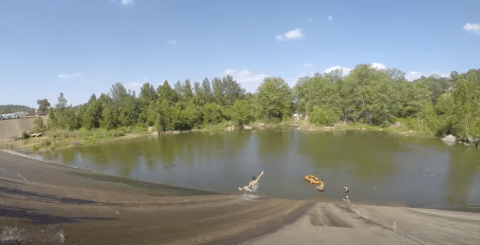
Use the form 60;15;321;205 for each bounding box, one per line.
0;104;35;114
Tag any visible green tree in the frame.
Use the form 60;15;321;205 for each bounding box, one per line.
369;77;400;126
31;116;46;133
309;106;338;126
256;77;292;122
451;76;480;139
227;100;256;125
139;82;158;102
157;80;179;105
202;78;213;103
110;83;128;104
203;103;224;124
183;79;194;101
183;101;203;128
36;99;51;114
55;92;68;110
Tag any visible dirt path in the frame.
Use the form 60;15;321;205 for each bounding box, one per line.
0;150;312;244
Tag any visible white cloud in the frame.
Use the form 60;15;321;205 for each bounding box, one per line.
276;28;304;41
464;23;480;35
371;63;386;70
304;63;315;67
223;69;267;84
169;40;177;45
328;16;333;21
126;82;142;88
58;73;82;78
121;0;134;6
324;66;352;76
308;18;313;22
405;71;449;81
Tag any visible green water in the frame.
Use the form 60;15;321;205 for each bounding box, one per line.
46;129;480;208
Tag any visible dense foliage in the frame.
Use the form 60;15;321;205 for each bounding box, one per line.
39;66;480;140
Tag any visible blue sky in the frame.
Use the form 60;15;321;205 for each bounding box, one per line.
1;0;479;108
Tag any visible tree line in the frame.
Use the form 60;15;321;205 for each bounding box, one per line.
36;64;480;140
0;105;35;114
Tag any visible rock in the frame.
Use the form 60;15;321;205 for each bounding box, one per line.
173;131;180;134
148;126;154;133
379;129;383;131
151;131;159;136
442;134;456;142
467;136;474;144
258;123;265;128
244;126;252;130
227;127;232;131
409;130;414;133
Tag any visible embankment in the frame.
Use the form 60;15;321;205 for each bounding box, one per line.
0;117;45;140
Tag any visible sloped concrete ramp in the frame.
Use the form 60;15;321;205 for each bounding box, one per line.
245;202;480;245
0;118;36;140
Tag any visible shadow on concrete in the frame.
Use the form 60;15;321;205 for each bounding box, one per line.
0;206;117;225
0;186;96;205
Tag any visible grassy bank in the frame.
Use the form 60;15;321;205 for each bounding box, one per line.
0;126;147;153
0;119;454;154
292;120;435;137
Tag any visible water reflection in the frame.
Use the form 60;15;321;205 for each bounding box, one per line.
297;130;398;178
51;130;480;208
446;146;480;206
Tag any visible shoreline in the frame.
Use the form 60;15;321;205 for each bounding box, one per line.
0;121;455;156
0;149;313;244
2;150;479;244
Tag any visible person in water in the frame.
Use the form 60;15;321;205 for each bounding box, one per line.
239;171;264;193
316;179;324;191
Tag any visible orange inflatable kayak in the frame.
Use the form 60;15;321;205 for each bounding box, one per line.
305;175;321;184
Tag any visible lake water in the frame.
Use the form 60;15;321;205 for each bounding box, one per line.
46;129;480;209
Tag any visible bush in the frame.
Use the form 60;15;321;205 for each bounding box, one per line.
20;131;30;139
31;116;47;133
309;106;339;126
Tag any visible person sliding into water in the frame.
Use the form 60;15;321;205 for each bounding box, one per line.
316;179;324;191
239;171;264;194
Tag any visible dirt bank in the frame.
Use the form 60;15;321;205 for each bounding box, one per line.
0;150;312;245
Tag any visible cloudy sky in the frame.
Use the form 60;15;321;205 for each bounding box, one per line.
0;0;479;107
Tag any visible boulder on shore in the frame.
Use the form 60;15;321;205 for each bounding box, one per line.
151;131;159;136
467;136;474;144
442;134;456;142
244;126;252;130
